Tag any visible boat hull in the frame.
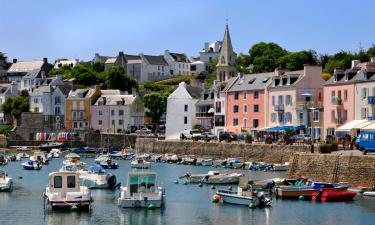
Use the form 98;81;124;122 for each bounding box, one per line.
217;192;254;205
118;198;163;208
0;180;13;192
275;188;316;199
363;191;375;197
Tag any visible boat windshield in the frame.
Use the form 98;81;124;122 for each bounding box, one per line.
129;174;156;194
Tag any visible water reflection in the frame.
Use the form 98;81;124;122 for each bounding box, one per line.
118;208;163;225
45;211;91;225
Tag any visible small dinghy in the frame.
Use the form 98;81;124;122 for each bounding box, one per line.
363;187;375;197
63;153;86;169
80;165;118;189
100;159;119;169
22;160;42;170
49;148;61;158
0;170;13;192
131;158;151;169
216;186;272;207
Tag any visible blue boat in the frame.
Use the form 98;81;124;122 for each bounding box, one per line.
100;159;119;169
22;160;42;170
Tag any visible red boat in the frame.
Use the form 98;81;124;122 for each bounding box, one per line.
312;189;356;202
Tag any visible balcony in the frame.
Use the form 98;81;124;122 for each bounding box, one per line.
332;97;343;106
274;104;284;111
196;112;214;118
333;118;346;125
294;101;323;110
368;96;375;105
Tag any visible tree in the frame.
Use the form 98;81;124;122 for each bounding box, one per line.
144;93;167;124
277;50;318;71
71;64;97;86
367;44;375;57
49;64;72;78
105;66;138;93
205;58;218;88
248;42;287;72
236;55;251;73
323;51;355;73
1;95;29;126
0;52;10;69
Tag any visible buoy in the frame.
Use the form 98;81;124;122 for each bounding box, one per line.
18;176;23;179
148;203;155;210
249;202;256;209
228;186;232;191
174;180;179;184
198;183;203;187
211;185;216;189
211;198;219;203
213;194;221;201
70;205;78;211
299;195;305;200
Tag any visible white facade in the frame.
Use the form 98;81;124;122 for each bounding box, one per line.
163;50;191;76
139;54;171;84
355;81;375;120
166;82;198;140
0;82;19;108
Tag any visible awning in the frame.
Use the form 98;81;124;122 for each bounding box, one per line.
362;122;375;130
353;120;375;129
266;125;305;132
336;120;367;131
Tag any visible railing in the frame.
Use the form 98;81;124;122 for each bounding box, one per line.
196;112;214;118
294;101;323;110
274;105;284;111
332;97;343;106
368;96;375;105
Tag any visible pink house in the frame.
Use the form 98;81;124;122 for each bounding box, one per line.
226;73;274;134
323;68;357;138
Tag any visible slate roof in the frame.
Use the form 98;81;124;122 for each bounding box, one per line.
23;69;42;78
169;52;190;63
30;85;52;96
56;84;73;96
228;72;274;92
94;94;136;106
186;85;203;99
144;55;168;65
324;69;375;85
8;60;44;73
124;54;141;61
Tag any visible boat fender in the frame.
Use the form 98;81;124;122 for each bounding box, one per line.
298;195;305;200
249;202;256;209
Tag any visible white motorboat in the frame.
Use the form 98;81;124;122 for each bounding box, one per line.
216;187;272;207
80;165;118;189
272;162;289;171
118;171;165;208
16;152;30;160
203;171;244;184
363;187;375;197
22;160;42;170
0;170;13;192
49;148;61;158
44;171;93;210
63;153;86;169
95;154;109;164
131;158;151;169
201;159;213;166
150;154;162;162
30;153;49;165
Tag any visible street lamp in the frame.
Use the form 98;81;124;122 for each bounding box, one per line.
309;107;316;153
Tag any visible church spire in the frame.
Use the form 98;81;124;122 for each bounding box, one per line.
216;23;236;82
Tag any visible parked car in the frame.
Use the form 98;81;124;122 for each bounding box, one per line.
290;134;311;143
135;128;152;135
201;132;217;141
180;129;202;140
219;131;238;142
238;132;248;141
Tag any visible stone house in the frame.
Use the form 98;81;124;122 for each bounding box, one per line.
139;54;170;84
164;50;191;76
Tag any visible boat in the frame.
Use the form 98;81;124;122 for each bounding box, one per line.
181;157;196;165
312;189;357;201
63;153;86;169
100;158;119;169
95;154;109;164
167;154;179;163
275;181;348;199
49;148;61;158
271;162;290;171
39;142;63;152
212;159;226;167
30;153;49;165
80;165;118;189
71;146;91;154
131;158;151;169
227;158;244;169
363;187;375;197
44;171;93;210
118;171;165;208
203;171;244;184
216;186;271;207
22;160;42;170
0;155;8;166
150;154;162;162
16;152;30;161
0;170;13;192
348;186;369;193
201;159;213;166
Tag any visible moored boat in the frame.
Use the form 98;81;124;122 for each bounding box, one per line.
216;186;271;207
0;155;8;166
44;171;93;210
271;162;290;171
100;159;119;169
80;165;118;189
203;171;244;184
22;160;42;170
201;159;213;166
363;187;375;197
312;189;357;201
118;171;165;208
0;170;13;192
63;153;86;169
131;158;151;169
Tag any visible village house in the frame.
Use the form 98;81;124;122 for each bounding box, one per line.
164;50;191;76
139;54;170;84
54;59;78;69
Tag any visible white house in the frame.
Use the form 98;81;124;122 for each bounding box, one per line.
139;54;170;84
165;82;202;140
164;50;191;76
0;82;19;107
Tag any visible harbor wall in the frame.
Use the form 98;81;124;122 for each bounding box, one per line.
287;153;375;187
135;138;310;163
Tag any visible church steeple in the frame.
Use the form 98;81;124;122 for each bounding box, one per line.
216;23;236;82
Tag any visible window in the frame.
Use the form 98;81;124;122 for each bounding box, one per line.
55;107;61;115
72;111;77;120
278;95;283;105
244;105;248;113
331;110;335;123
243;119;248;128
338;90;342;99
184;104;188;112
34;98;38;103
344;90;348;101
272;96;275;106
111;110;115;116
331;90;335;99
286;95;292;105
285;112;292;122
184;116;187;124
362;88;368;99
313;110;319;122
243;91;247;99
73;122;77;128
233;119;238;126
99;110;102;116
234;92;239;100
253;119;259;128
216;102;221;113
112;120;115;125
79;101;84;110
119;120;123;125
98;120;102;125
271;113;276;122
233;105;239;113
254;91;259;99
79;111;84;120
119;110;124;116
54;176;62;188
254;104;259;112
72;101;77;110
67;176;76;188
55;96;61;105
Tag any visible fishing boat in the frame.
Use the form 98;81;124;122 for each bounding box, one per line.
203;171;244;184
181;157;196;165
227;158;244;169
275;182;348;199
118;171;165;208
94;154;109;164
39;142;63;152
22;160;42;170
312;189;357;201
17;152;30;159
80;165;118;189
44;171;93;210
0;170;13;192
271;162;290;171
201;159;213;166
62;153;86;169
131;158;151;169
30;153;49;165
150;154;162;162
100;158;119;169
166;154;179;163
216;186;272;207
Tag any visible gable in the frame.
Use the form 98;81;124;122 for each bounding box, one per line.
168;85;193;100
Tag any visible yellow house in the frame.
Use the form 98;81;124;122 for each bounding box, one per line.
65;85;101;130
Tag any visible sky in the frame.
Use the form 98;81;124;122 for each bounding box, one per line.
1;0;375;62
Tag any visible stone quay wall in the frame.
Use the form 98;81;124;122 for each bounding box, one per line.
287;153;375;187
135;138;310;164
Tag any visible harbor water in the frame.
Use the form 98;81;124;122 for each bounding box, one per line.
1;157;375;225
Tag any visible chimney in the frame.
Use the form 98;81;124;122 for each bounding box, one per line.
95;53;99;57
351;60;360;69
238;72;244;79
12;58;17;63
119;51;124;56
43;58;48;64
204;42;209;52
274;68;282;76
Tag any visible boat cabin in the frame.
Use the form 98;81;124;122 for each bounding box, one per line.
127;172;157;196
48;171;81;194
0;170;6;179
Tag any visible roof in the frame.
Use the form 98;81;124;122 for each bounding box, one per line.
93;54;111;63
143;55;168;65
30;85;52;96
68;88;90;98
94;94;136;106
8;60;44;72
105;57;117;64
101;89;122;95
23;69;42;78
228;72;274;92
324;69;368;85
124;54;141;61
169;52;190;63
222;77;238;92
186;85;203;99
55;84;72;96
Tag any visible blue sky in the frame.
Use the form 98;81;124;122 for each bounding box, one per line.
1;0;375;61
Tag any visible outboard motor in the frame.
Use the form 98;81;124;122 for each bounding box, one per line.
256;191;272;207
107;174;117;189
262;180;276;190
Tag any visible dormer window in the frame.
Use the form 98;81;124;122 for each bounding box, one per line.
248;78;256;84
262;78;269;83
274;78;280;87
